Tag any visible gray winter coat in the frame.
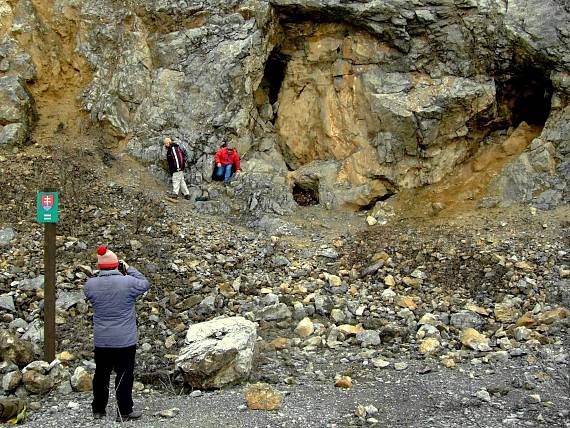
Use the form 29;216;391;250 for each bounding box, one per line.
84;267;150;348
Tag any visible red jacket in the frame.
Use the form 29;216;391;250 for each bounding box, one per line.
214;147;240;170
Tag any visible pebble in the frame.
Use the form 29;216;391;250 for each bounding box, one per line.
335;376;352;389
475;389;491;402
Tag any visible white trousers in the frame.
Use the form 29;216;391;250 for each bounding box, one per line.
172;171;189;196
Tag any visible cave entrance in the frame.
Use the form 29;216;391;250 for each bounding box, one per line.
255;50;289;124
496;67;553;127
358;192;395;211
264;51;288;105
293;182;320;206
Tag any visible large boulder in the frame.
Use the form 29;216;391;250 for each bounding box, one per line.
0;329;34;368
70;366;92;392
0;76;35;146
21;360;69;395
1;370;22;392
0;228;15;247
175;316;257;389
0;36;36;81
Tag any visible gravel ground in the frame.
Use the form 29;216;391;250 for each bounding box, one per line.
22;356;570;427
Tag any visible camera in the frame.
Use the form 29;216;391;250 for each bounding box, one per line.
118;260;127;275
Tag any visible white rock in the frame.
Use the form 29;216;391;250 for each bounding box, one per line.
381;288;396;301
529;394;541;403
331;308;345;323
365;405;378;416
294;317;314;337
372;358;390;368
67;401;80;410
514;326;532;341
394;362;408;371
475;389;491;402
175;316;257;389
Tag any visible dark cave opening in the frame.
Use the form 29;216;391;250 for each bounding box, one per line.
358;192;394;211
254;50;289;125
496;67;553;127
293;182;320;206
263;51;289;105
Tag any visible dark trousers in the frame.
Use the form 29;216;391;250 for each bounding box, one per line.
92;345;136;415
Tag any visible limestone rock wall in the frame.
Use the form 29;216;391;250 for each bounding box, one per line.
1;0;569;211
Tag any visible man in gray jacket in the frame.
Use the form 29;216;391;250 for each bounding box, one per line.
84;245;150;421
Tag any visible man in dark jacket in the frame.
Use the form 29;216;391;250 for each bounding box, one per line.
84;246;150;421
164;137;191;200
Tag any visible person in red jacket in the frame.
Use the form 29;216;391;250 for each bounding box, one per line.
214;143;241;184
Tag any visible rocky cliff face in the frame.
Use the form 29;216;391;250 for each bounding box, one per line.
1;0;569;212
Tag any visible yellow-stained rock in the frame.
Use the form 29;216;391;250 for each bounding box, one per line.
537;308;570;324
514;261;534;272
419;338;440;354
245;383;283;411
530;331;549;344
397;296;418;310
270;337;292;350
291;284;307;295
465;303;488;316
335;375;352;389
501;122;533;155
326;274;342;287
302;293;315;304
516;313;537;328
218;282;236;298
302;337;323;348
56;351;75;363
460;328;491;351
494;302;520;323
402;277;422;288
337;324;364;336
372;251;390;262
294;317;314;337
384;275;395;287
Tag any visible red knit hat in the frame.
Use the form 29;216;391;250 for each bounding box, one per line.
96;245;119;269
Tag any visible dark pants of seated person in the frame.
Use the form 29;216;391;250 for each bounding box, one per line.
92;345;136;416
215;164;233;183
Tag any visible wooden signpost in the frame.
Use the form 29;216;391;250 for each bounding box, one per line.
37;192;58;363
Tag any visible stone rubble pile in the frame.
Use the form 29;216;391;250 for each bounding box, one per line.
0;145;568;427
0;169;567;403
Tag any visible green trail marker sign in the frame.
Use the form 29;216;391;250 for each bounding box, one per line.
37;191;58;362
37;192;59;223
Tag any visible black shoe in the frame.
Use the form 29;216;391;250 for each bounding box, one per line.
93;412;105;420
116;409;142;422
183;194;191;200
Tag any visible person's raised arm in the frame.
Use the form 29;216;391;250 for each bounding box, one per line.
126;266;150;297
